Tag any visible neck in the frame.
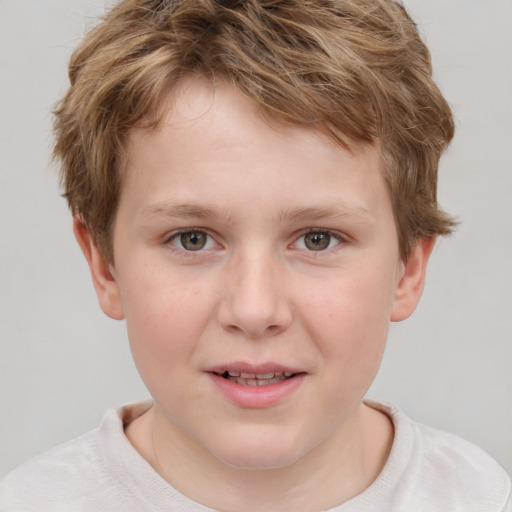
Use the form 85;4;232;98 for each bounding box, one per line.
126;402;393;512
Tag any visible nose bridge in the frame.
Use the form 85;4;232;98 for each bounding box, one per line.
218;245;292;338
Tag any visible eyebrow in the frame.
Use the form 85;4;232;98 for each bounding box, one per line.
141;201;373;224
278;205;374;224
142;201;218;219
140;200;237;225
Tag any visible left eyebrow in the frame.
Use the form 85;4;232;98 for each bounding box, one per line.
278;205;374;224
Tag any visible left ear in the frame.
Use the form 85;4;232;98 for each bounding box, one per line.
390;238;435;322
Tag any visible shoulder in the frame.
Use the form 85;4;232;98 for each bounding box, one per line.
365;401;512;512
414;421;510;505
0;428;108;510
0;403;153;512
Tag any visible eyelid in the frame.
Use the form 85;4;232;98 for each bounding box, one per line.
291;228;346;251
164;227;220;251
162;227;346;252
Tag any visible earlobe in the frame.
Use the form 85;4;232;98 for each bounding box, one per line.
73;217;125;320
390;238;435;322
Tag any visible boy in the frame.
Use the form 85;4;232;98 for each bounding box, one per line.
1;0;510;510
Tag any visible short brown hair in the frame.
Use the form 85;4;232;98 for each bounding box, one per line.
54;0;457;262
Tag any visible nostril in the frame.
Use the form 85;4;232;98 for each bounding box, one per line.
224;324;243;335
217;289;293;337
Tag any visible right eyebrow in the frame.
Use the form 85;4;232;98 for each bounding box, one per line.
140;201;232;222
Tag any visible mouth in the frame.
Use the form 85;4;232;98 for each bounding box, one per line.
213;370;298;387
207;366;307;407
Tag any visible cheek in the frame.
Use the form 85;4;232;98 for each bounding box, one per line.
300;268;394;370
118;267;216;373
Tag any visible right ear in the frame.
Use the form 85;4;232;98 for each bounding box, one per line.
73;217;125;320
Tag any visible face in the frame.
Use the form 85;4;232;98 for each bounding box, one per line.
79;78;429;472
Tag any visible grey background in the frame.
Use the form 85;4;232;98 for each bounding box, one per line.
1;1;511;477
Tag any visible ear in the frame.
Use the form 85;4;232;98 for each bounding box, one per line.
73;217;125;320
390;238;435;322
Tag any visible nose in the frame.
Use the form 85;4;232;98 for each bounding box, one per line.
217;249;293;339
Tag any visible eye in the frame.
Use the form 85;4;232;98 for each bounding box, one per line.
294;231;342;251
169;230;216;251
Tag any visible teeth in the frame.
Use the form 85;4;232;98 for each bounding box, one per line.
236;377;286;386
256;372;275;379
219;371;296;386
239;372;286;379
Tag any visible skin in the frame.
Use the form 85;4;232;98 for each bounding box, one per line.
75;78;433;511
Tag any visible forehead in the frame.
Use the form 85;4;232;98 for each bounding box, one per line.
119;77;389;222
126;76;381;173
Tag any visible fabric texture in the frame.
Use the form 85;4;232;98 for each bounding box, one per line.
1;401;510;511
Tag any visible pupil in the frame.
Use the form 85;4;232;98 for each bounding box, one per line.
181;232;206;250
305;232;330;251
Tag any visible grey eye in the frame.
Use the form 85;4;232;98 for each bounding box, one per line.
179;231;208;251
303;232;332;251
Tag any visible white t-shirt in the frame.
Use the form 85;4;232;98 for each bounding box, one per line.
1;401;510;511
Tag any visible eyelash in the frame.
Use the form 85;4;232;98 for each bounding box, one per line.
163;228;345;253
292;229;344;252
164;228;218;252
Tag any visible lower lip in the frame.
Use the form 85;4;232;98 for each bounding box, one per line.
207;373;306;408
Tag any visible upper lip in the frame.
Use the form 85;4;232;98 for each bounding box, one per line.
206;362;305;376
